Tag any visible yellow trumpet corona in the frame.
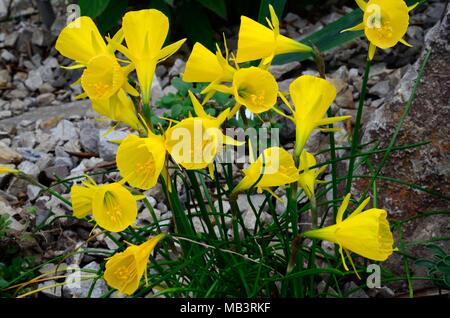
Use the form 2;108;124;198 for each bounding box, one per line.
303;194;395;272
70;181;138;232
104;234;165;295
236;5;312;65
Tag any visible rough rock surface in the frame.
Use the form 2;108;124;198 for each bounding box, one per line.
357;4;450;292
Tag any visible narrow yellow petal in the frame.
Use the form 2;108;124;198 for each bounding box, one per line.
336;193;352;223
399;38;413;47
341;22;365;33
158;38;186;62
355;0;367;11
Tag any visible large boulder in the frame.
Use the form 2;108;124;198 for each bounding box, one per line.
356;5;450;294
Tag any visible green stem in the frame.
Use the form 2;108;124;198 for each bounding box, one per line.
345;59;371;194
239;107;249;129
287;234;304;273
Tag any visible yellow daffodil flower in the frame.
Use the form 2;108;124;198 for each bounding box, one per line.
298;150;328;202
104;234;165;295
303;194;394;274
232;67;278;115
165;92;242;171
210;67;278;118
288;75;351;156
236;4;312;65
343;0;417;60
80;54;143;131
0;166;18;175
120;9;186;106
183;42;235;89
56;17;142;131
116;132;166;190
232;147;299;196
71;179;138;232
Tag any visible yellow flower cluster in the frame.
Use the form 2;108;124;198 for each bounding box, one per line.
52;1;413;295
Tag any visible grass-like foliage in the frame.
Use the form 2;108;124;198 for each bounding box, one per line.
0;0;448;298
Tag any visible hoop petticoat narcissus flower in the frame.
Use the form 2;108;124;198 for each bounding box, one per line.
210;67;279;118
236;4;312;65
116;132;166;190
56;18;143;132
79;54;143;132
165;92;242;171
288;75;351;156
343;0;417;60
120;9;186;106
71;179;138;232
182;42;235;90
298;150;328;202
232;147;299;197
104;234;165;295
303;194;395;275
232;67;278;115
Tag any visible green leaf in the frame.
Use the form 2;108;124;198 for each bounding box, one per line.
171;77;192;95
96;0;128;34
273;9;363;64
258;0;286;24
171;104;184;118
78;0;111;19
427;243;447;258
415;259;435;269
178;1;215;50
196;0;227;19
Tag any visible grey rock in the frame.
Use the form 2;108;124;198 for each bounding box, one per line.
36;93;55;106
16;147;44;163
269;61;300;80
24;69;43;91
168;58;185;77
345;282;369;298
146;195;157;208
27;184;41;201
155;64;167;77
54;156;73;169
145;183;165;202
10;100;26;113
38;280;62;298
39;83;55;94
358;6;450;293
150;75;163;106
0;110;11;119
44;165;70;180
18;160;40;177
335;87;355;109
99;129;128;161
63;262;108;298
156;202;168;213
79;123;99;153
0;49;15;62
52;120;78;142
15;131;36;148
369;80;390;97
4;32;18;47
0;69;10;87
0;141;22;163
31;28;46;46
